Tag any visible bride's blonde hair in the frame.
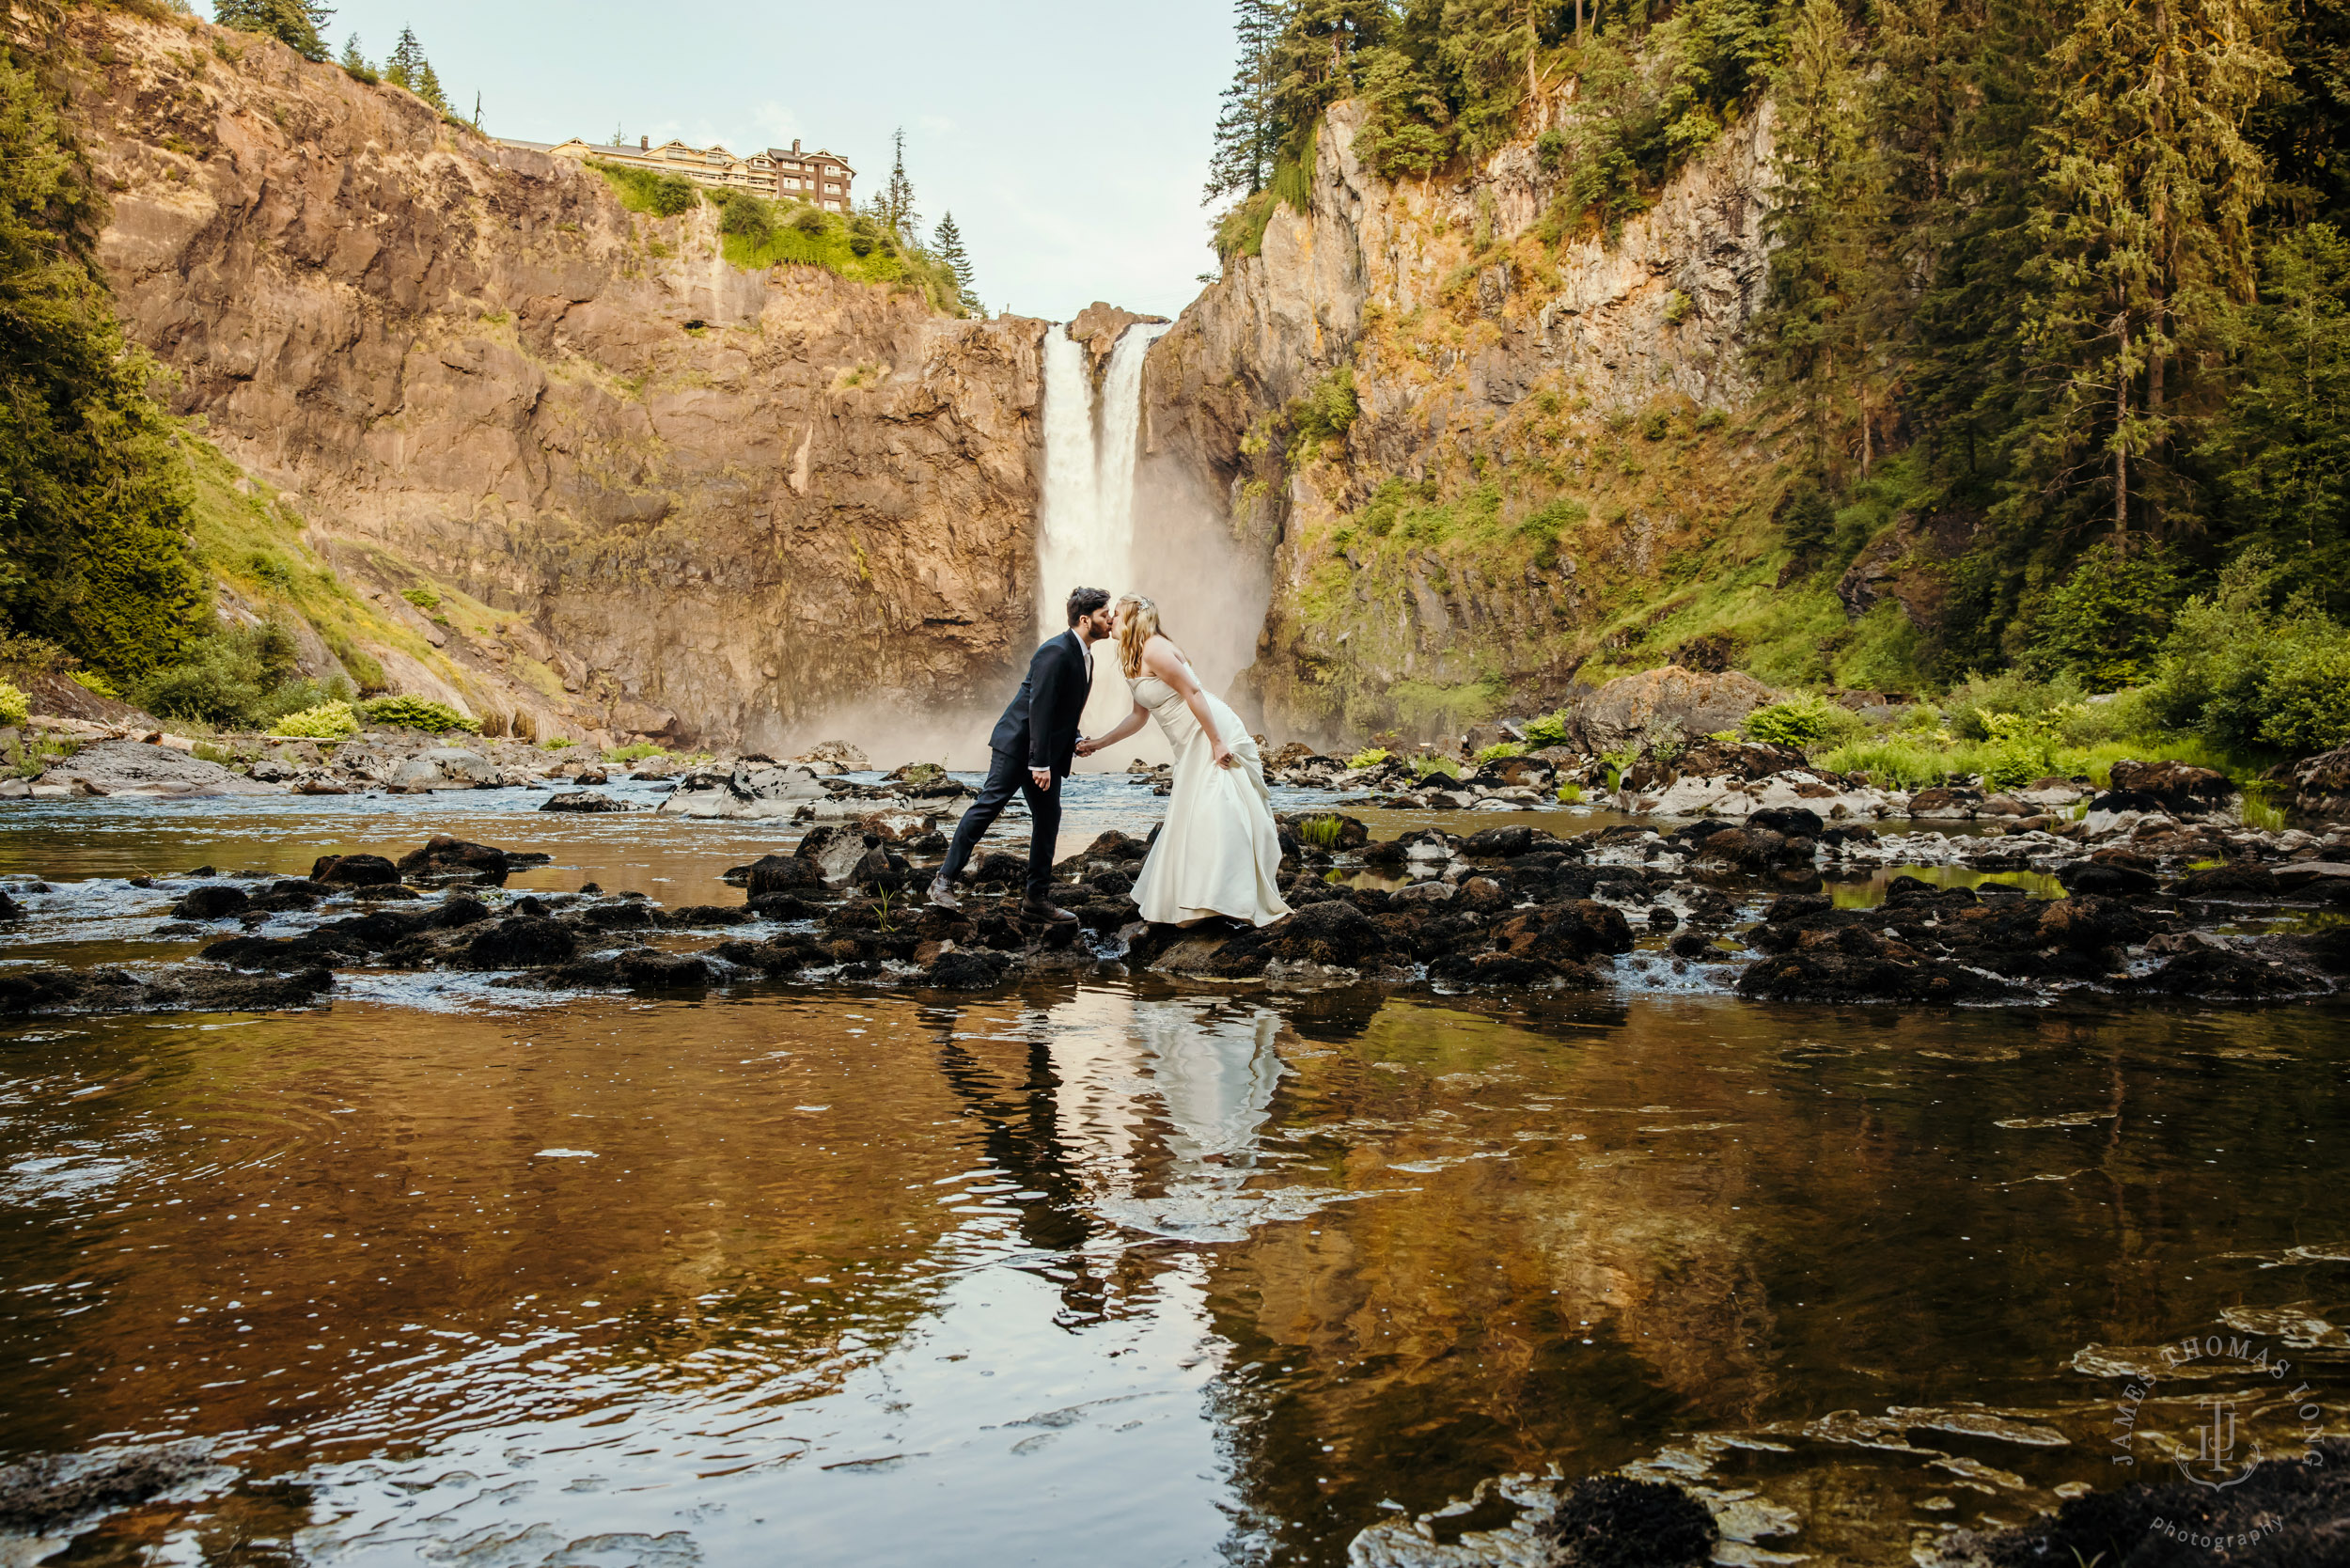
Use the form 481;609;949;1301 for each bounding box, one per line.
1114;593;1167;679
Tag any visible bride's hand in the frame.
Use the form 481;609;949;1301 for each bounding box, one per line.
1211;738;1237;770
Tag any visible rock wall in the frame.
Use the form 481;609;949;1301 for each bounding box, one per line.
1144;95;1784;745
54;8;1046;748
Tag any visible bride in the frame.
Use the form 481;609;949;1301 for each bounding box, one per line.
1080;595;1292;928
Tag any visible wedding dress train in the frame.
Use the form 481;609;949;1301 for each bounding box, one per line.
1126;667;1292;927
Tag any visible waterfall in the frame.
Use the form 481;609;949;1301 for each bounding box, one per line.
1034;321;1169;639
1034;320;1174;744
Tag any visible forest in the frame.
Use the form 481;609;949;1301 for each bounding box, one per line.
1209;0;2350;759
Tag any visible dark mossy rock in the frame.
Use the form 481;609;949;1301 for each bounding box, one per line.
2057;860;2160;896
2173;859;2280;897
2138;945;2330;998
171;885;250;920
1539;1474;1717;1568
925;948;1013;990
615;949;712;989
746;892;823;921
669;904;753;926
0;1442;217;1535
395;834;511;885
309;853;400;886
463;916;577;970
1736;944;2023;1003
541;790;634;812
577;900;665;931
744;854;822;896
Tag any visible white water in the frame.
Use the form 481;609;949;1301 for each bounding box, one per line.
1035;321;1175;747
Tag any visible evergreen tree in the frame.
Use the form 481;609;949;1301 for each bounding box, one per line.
1207;0;1289;202
337;31;366;73
384;25;423;90
2012;0;2284;541
2200;223;2350;605
1752;0;1886;478
415;59;446;113
1266;0;1389;145
932;211;981;316
212;0;334;61
883;127;918;238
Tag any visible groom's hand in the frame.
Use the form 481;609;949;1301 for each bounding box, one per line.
1073;736;1096;758
1030;767;1053;791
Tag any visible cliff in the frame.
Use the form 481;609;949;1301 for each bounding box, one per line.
1145;96;1796;745
50;6;1045;748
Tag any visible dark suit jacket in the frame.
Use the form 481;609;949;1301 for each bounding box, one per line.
988;630;1090;776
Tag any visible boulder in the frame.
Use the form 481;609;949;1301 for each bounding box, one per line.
791;741;870;773
1907;786;1983;818
395;835;511;885
389;748;499;791
462;917;576;969
541;790;634;812
2107;758;2234;815
2291;745;2350;817
794;824;881;886
309;853;400;886
35;740;276;797
657;759;828;819
170;885;249;919
1563;666;1778;753
743;854;823;896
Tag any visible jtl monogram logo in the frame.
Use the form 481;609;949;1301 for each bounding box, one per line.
2180;1394;2260;1490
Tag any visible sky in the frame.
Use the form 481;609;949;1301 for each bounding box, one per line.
315;0;1238;321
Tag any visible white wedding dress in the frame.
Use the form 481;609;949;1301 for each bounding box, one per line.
1126;663;1292;927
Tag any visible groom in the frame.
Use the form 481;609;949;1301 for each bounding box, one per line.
929;587;1114;921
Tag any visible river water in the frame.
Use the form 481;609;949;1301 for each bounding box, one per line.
2;778;2344;1566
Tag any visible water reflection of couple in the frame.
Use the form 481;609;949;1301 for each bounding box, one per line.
929;587;1292;931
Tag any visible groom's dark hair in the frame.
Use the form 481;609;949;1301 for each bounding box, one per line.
1066;587;1111;625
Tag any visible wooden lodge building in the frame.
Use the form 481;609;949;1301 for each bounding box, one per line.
502;133;855;210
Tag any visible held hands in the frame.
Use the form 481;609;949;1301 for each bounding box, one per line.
1073;735;1099;758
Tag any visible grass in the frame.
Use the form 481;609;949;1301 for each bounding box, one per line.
1813;729;2264;793
1214;126;1317;261
1298;815;1348;850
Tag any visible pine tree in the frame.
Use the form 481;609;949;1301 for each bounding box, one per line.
415;59;446;113
2013;0;2285;541
883;127;919;238
337;31;366;72
932;211;980;317
384;25;423;90
1752;0;1887;478
1206;0;1287;202
212;0;334;62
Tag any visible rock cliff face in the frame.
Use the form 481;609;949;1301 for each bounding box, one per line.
1144;96;1784;745
57;8;1045;748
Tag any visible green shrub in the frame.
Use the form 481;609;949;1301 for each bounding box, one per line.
69;668;119;698
2026;542;2181;691
1288;363;1358;451
1742;692;1840;746
540;735;576;750
1474;741;1526;762
1556;781;1583;804
134;621;329;728
358;694;478;733
2258;639;2350;753
0;681;27;728
603;741;666;763
269;699;358;739
1411;754;1462;779
1346;746;1392;768
1521;711;1569;746
400;587;441;611
718;190;772;238
1944;670;2084;741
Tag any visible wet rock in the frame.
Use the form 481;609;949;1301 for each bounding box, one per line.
170;885;250;919
2107;757;2235;815
924;947;1013;989
1907;786;1984;818
389;748;498;791
0;889;21;920
462;916;577;969
795;824;882;886
669;904;753;926
2138;945;2330;998
2172;859;2280;897
1735;947;2022;1003
309;853;400;886
395;834;511;885
1462;823;1543;857
541;790;634;812
0;1442;219;1535
746;893;822;921
578;900;664;931
0;964;332;1015
2035;895;2161;953
658;759;828;819
614;949;712;989
1922;1436;2348;1568
1538;1474;1718;1568
2056;859;2158;896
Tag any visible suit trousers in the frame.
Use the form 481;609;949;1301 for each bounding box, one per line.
939;746;1061;900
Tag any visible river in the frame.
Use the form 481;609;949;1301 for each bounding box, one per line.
1;779;2344;1565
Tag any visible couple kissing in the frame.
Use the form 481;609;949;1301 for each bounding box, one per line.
928;587;1292;930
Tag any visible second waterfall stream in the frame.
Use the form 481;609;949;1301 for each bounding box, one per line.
1036;320;1171;738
